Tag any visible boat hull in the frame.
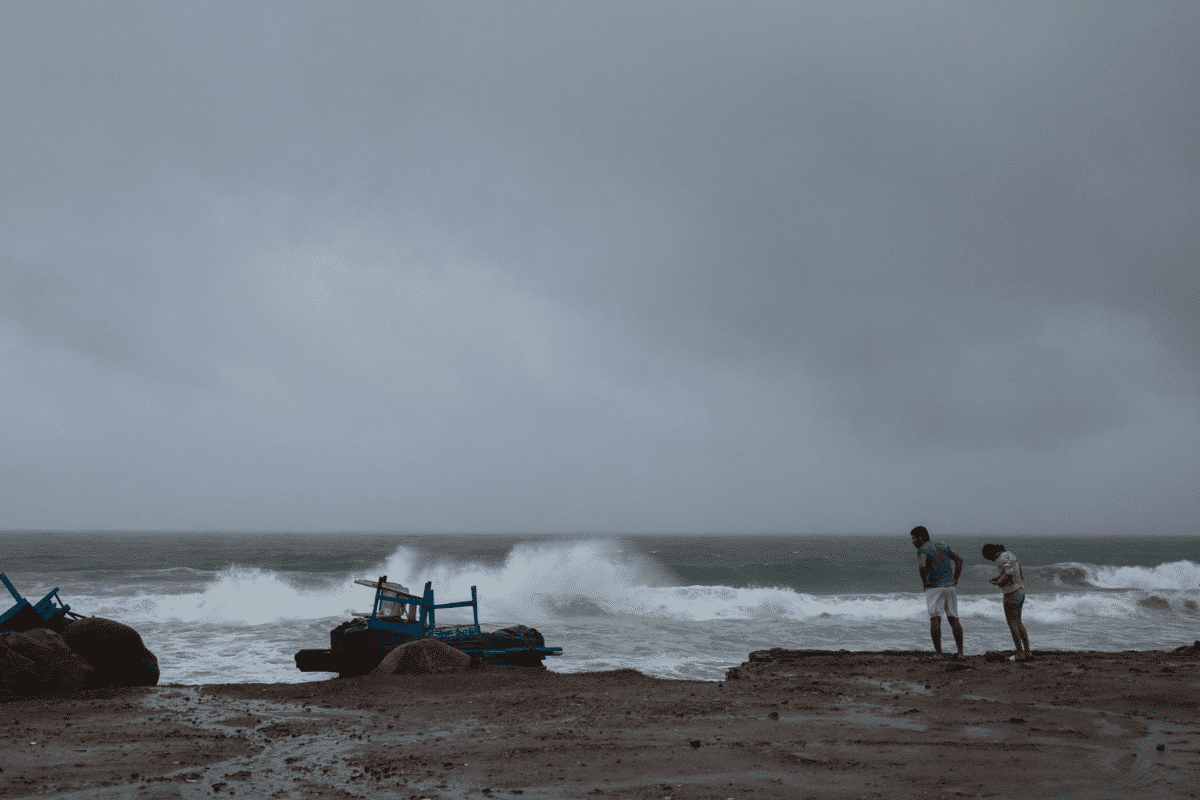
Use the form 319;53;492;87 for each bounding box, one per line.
296;623;559;677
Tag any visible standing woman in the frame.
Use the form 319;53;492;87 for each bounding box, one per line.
982;544;1031;661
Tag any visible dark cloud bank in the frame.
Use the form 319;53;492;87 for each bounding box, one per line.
1;2;1196;534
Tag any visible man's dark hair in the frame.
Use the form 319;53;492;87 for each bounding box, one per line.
910;526;930;543
981;543;1006;561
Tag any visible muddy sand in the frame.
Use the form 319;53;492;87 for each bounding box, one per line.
2;647;1199;799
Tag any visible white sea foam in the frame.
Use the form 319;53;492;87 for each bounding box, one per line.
364;539;670;624
1052;560;1200;591
57;542;1200;632
35;539;1200;685
55;540;658;627
72;567;359;625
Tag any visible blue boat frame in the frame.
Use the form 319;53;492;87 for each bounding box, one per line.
366;576;481;639
361;576;561;661
293;575;561;674
0;572;76;632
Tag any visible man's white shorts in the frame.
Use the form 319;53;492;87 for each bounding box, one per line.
925;586;959;618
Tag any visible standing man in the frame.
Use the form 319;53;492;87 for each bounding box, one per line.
910;526;964;658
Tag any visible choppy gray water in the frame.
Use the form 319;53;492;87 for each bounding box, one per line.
2;532;1197;683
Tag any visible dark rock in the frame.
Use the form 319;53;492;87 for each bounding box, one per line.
60;617;160;687
0;640;44;696
1052;566;1088;585
0;628;97;696
371;637;471;676
724;667;742;680
0;602;48;634
1138;596;1171;612
984;651;1006;662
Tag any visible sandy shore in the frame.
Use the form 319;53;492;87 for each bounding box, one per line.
3;646;1199;799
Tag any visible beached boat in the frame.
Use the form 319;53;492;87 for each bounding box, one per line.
294;576;561;677
0;573;79;633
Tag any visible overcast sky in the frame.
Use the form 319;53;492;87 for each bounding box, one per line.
1;1;1196;535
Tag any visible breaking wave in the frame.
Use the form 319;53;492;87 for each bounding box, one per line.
54;543;1200;631
1036;560;1200;591
16;537;1199;684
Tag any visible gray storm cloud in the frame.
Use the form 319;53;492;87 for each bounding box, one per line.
0;1;1196;534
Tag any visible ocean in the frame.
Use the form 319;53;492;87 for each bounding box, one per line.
2;532;1198;685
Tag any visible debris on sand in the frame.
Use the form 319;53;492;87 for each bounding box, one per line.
1;572;159;698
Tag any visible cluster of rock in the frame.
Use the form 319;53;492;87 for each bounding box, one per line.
1138;595;1199;613
0;617;159;698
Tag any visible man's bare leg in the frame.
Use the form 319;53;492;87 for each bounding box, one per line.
929;615;943;654
947;615;964;657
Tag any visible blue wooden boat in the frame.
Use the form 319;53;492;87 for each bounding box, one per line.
1;573;79;633
294;575;561;677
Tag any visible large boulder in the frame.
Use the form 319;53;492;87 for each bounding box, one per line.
372;637;471;676
0;642;41;697
0;628;97;696
60;617;159;687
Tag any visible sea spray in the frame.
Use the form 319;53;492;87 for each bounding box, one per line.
1037;559;1200;591
3;532;1198;684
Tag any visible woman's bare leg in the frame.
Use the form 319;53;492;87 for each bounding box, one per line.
1004;601;1030;658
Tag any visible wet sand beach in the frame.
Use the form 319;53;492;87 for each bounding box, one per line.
3;647;1199;800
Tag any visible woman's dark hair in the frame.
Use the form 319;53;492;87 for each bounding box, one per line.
910;526;930;544
981;543;1006;561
